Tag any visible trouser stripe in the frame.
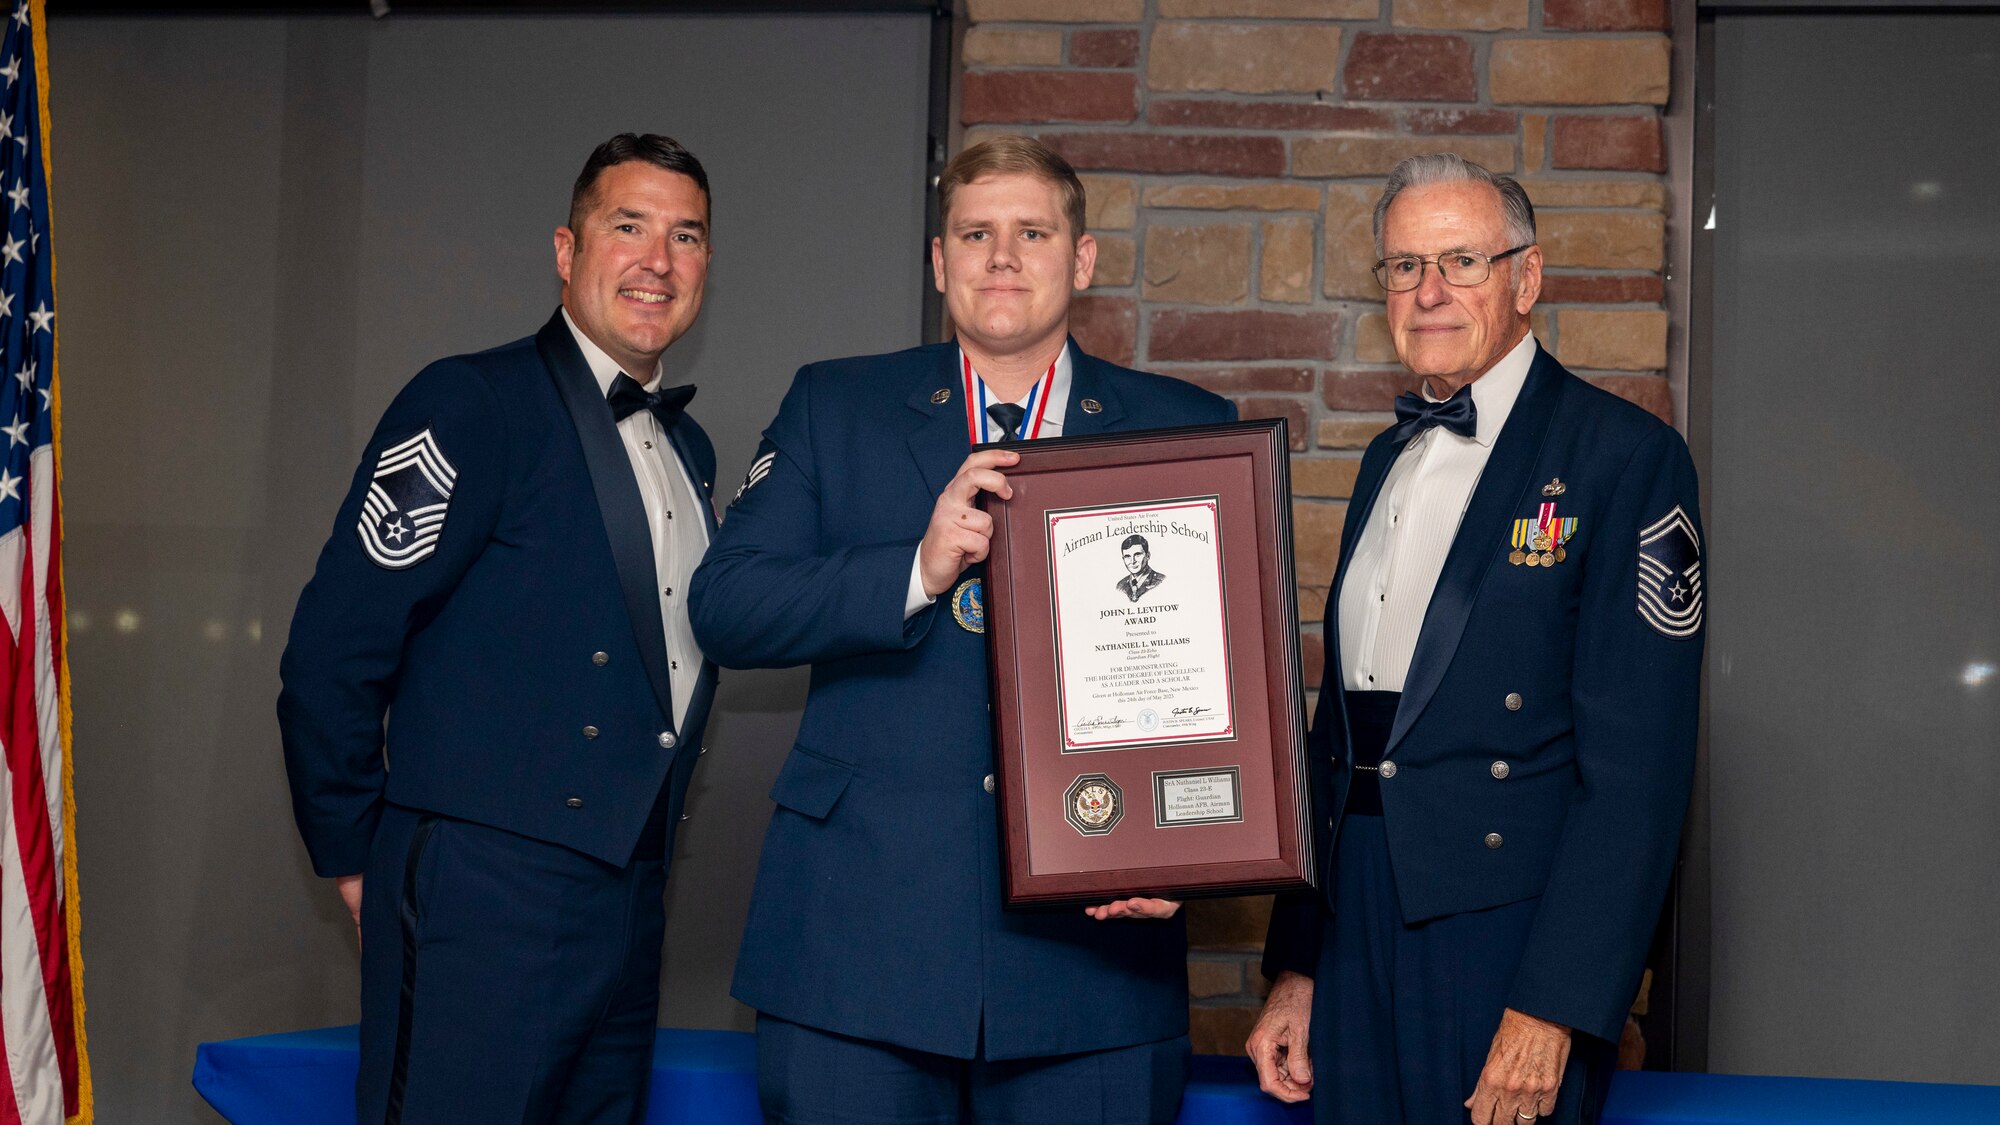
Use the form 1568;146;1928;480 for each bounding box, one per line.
383;815;438;1125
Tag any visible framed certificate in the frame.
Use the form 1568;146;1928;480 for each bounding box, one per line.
980;418;1314;906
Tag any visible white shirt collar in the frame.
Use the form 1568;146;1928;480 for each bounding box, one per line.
957;340;1073;436
1423;331;1538;448
562;307;664;395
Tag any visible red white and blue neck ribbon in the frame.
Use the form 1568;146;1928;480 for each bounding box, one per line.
962;351;1055;444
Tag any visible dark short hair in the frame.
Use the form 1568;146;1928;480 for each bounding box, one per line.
568;133;711;233
938;135;1088;239
1120;534;1150;553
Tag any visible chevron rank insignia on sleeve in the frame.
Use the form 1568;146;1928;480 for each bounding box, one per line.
1637;505;1702;638
732;446;776;506
357;427;457;570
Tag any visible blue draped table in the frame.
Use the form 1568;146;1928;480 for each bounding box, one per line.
192;1026;2000;1124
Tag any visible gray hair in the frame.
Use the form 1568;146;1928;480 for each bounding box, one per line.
1371;153;1536;259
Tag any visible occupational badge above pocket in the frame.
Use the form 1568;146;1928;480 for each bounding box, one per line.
1637;505;1703;638
356;427;457;570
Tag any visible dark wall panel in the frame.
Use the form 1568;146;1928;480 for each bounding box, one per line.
1707;12;2000;1084
51;12;929;1118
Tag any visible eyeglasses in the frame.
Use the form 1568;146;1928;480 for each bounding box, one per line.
1372;245;1532;292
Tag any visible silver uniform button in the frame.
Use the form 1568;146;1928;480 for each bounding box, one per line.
1505;692;1523;711
1491;761;1510;779
983;774;995;794
1484;832;1503;849
680;813;691;822
658;732;677;750
582;725;599;739
1378;760;1397;779
592;651;609;666
565;797;584;809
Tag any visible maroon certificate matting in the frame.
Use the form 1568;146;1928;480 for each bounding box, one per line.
980;419;1314;907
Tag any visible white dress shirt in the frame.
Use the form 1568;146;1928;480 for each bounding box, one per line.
562;309;709;726
1339;332;1538;693
903;342;1074;618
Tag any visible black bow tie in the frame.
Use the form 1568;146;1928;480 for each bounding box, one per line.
1387;385;1477;445
607;373;696;430
986;402;1028;441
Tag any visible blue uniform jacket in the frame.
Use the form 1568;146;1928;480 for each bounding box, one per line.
280;310;720;878
1263;345;1704;1046
690;340;1235;1061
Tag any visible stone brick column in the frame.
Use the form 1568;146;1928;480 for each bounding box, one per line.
960;0;1675;1055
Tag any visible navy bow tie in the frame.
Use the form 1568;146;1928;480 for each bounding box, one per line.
607;373;696;430
1388;386;1477;444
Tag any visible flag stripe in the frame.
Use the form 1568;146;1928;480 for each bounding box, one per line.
30;452;60;864
1;752;59;1122
0;1;90;1120
35;522;70;1108
23;513;73;1098
1;538;62;1119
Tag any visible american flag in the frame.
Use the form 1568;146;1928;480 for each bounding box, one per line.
0;1;88;1121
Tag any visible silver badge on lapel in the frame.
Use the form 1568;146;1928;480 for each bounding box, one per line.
931;387;952;404
358;427;457;570
1080;398;1103;414
1637;505;1703;638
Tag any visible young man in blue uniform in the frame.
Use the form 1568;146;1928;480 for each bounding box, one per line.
279;134;721;1124
690;136;1234;1123
1246;154;1705;1125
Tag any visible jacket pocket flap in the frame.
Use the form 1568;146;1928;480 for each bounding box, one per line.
768;748;852;820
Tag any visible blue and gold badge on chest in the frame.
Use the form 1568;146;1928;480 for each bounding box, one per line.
950;577;985;634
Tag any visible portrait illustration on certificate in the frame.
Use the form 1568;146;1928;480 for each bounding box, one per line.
1046;495;1236;752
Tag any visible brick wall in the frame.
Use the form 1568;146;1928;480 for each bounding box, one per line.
958;0;1675;1055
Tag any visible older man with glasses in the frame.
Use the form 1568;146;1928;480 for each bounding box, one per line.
1246;153;1706;1125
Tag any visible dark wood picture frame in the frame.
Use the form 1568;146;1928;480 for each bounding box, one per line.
980;418;1314;907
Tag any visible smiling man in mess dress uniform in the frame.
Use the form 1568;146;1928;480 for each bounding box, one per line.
281;134;723;1124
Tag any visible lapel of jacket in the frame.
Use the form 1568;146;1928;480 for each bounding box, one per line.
535;311;678;727
1385;345;1566;754
1058;340;1128;438
905;341;976;497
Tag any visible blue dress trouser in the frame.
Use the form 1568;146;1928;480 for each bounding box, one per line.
1307;814;1613;1125
356;803;669;1125
756;1013;1190;1124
